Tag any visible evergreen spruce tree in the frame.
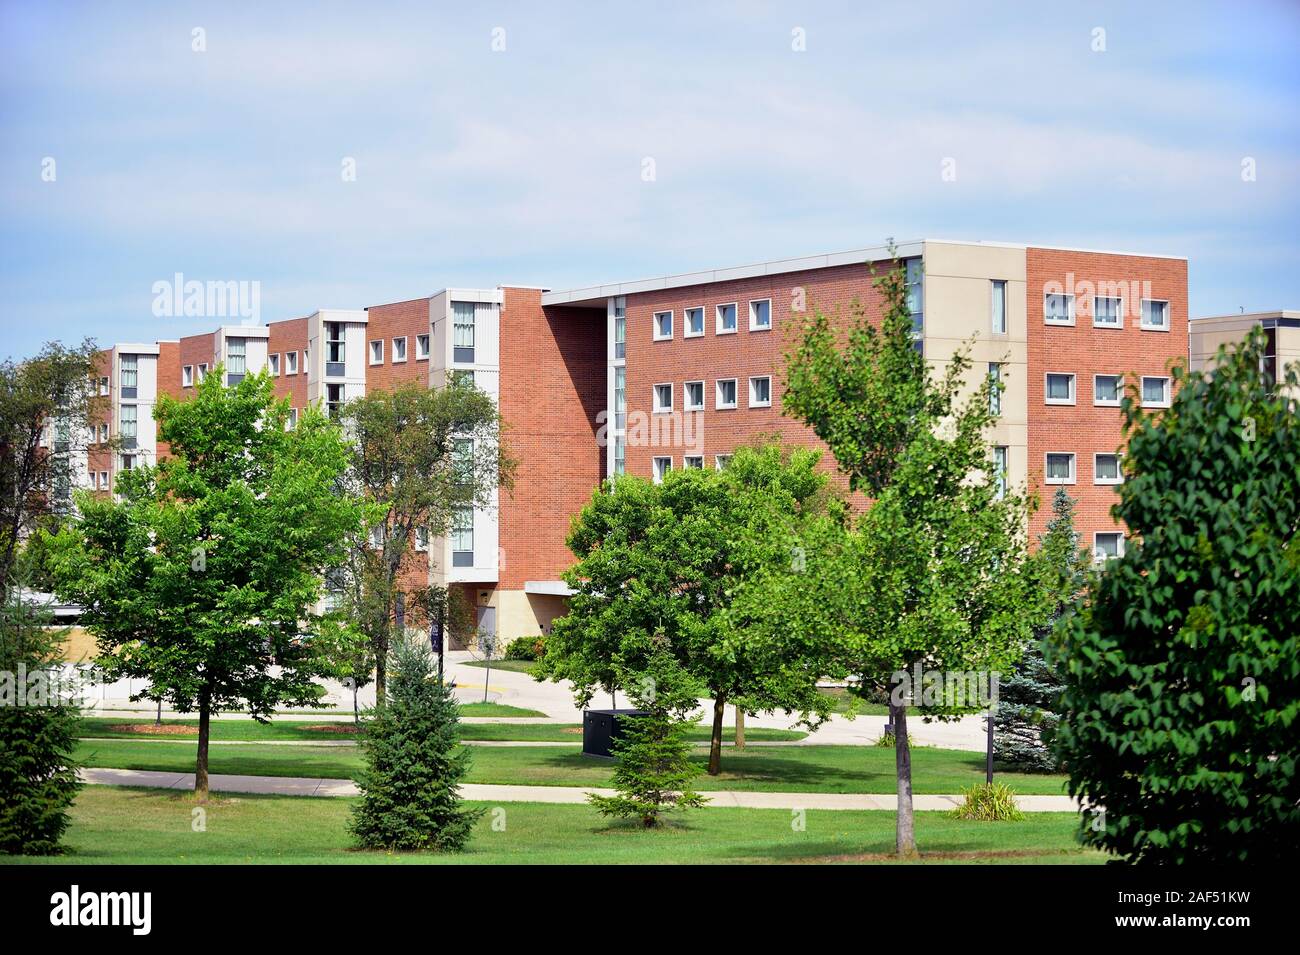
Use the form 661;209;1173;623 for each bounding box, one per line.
0;571;82;855
994;489;1088;771
588;639;707;828
349;632;481;851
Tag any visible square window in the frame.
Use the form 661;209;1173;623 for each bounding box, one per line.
1045;293;1075;326
685;307;705;337
1045;452;1075;485
1093;296;1123;328
749;299;771;331
1141;376;1170;407
654;311;673;340
991;280;1007;335
1094;374;1122;406
653;382;673;413
1141;299;1169;331
749;376;772;408
268;354;280;377
684;380;704;411
1045;373;1076;404
714;454;732;471
285;352;298;375
1095;453;1123;485
716;303;738;334
416;334;430;359
716;378;737;409
392;337;407;362
182;365;194;387
369;340;383;365
652;456;672;484
1094;532;1125;561
684;455;704;469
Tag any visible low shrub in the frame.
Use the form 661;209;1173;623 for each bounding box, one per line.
503;635;548;661
947;782;1025;821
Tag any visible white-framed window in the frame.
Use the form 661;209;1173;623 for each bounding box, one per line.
287;408;298;429
653;311;673;341
451;507;474;557
98;376;110;396
120;354;138;391
392;337;407;363
685;306;705;337
714;454;733;471
415;526;430;552
749;298;771;331
416;334;430;359
1045;372;1076;405
652;456;672;484
614;300;626;360
653;382;673;413
325;322;345;368
1094;374;1122;406
1045;293;1075;326
716;303;738;335
98;423;109;443
612;436;625;475
285;352;298;375
98;471;109;491
1094;453;1123;485
1094;531;1125;562
991;280;1007;335
1140;299;1170;331
684;380;704;411
988;363;1002;416
119;453;135;471
268;354;280;377
452;302;477;362
716;378;738;409
613;367;626;430
1045;452;1076;485
119;404;137;440
182;365;194;387
1141;376;1171;407
197;363;208;382
226;338;247;377
369;340;383;365
992;446;1008;499
748;375;772;408
684;455;704;469
1093;295;1123;328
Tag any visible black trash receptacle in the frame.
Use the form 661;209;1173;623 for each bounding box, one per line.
582;708;650;758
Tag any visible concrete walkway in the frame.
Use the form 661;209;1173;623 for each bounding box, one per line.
78;736;819;749
78;767;1079;813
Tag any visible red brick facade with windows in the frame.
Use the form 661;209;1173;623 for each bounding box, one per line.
266;318;308;412
1025;247;1188;546
364;299;429;391
498;290;605;589
622;260;890;488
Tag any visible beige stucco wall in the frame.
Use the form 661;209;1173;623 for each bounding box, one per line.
922;241;1029;494
1190;314;1300;397
495;589;570;640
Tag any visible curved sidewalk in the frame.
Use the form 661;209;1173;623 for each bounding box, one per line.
78;767;1079;812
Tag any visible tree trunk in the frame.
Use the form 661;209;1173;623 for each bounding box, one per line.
708;694;726;775
352;682;359;725
891;699;918;859
195;691;211;802
735;708;745;749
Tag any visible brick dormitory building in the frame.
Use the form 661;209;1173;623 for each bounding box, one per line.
62;238;1205;642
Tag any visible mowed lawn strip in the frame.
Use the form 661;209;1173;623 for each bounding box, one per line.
72;740;1068;795
3;786;1099;865
77;717;804;744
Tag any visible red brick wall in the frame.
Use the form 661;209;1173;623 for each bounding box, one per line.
155;341;181;461
622;260;888;493
87;349;112;496
363;299;429;390
497;290;605;587
266;318;308;411
178;332;214;397
1025;248;1188;546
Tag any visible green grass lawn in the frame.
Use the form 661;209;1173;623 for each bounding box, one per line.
818;687;890;716
76;717;806;744
73;739;1067;795
460;659;539;674
2;786;1099;865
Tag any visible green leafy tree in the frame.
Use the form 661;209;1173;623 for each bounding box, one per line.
588;635;707;828
0;569;81;855
313;615;375;724
540;442;835;774
994;489;1089;771
47;369;366;799
349;631;482;851
338;380;514;701
1055;329;1300;863
778;252;1039;858
0;340;107;594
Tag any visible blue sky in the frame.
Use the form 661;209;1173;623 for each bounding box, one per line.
2;0;1297;358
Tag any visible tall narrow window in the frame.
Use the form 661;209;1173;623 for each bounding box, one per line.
991;280;1007;334
614;299;626;359
992;446;1008;499
120;355;138;398
326;322;346;375
614;367;626;430
453;438;474;484
451;507;474;565
988;363;1002;415
119;405;137;446
226;338;246;384
612;436;625;475
453;302;477;362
